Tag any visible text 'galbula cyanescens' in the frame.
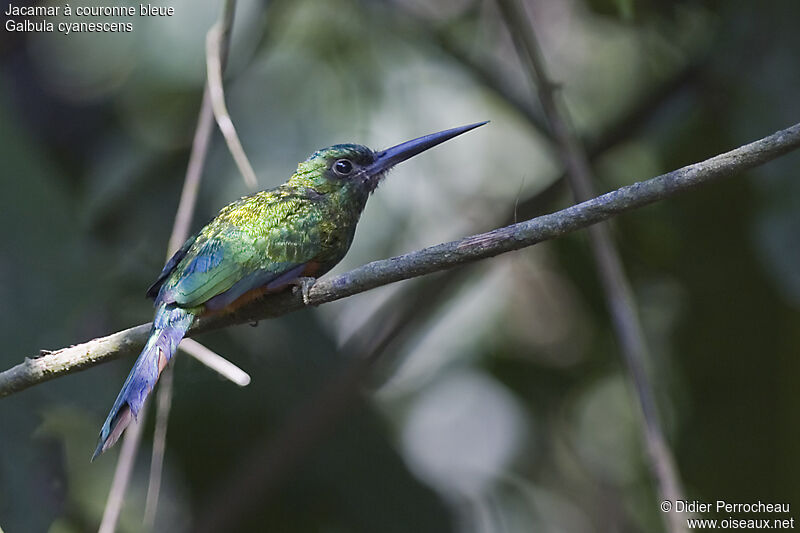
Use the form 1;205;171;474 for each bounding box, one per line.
93;121;488;459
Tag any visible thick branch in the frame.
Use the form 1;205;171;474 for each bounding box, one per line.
1;121;799;398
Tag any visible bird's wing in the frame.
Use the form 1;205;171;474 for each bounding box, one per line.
146;231;199;299
156;194;322;309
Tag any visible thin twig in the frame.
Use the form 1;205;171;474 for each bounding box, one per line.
168;89;215;255
399;0;707;237
142;364;172;529
2;121;799;396
413;14;549;136
140;87;217;533
96;2;245;530
141;1;244;528
400;1;705;164
206;20;259;190
97;410;146;533
144;343;249;527
179;339;251;387
495;1;686;531
129;78;208;533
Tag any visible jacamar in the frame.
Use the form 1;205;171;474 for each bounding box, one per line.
93;121;487;459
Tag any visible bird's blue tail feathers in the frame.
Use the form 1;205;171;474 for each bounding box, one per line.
93;303;193;460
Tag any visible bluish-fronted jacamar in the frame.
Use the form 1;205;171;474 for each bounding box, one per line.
94;122;487;459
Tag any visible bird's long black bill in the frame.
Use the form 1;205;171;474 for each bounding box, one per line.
368;121;488;175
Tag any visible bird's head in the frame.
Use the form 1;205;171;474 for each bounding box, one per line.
289;121;488;200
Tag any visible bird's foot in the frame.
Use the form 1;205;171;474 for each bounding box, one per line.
290;277;316;305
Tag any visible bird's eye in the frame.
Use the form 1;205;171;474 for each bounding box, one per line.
333;159;354;176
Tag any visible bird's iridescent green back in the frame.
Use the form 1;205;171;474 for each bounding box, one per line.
154;144;377;309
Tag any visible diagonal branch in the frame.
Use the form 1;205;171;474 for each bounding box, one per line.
398;1;706;165
1;121;799;398
495;1;687;531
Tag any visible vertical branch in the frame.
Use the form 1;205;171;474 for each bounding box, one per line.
97;410;147;533
98;2;243;532
145;0;244;527
494;1;686;531
142;367;172;528
168;89;216;255
169;0;239;255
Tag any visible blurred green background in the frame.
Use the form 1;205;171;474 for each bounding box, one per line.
1;0;799;531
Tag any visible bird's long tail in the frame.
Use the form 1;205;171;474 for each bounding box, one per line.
93;303;194;460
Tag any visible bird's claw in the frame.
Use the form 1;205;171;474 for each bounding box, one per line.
291;277;316;305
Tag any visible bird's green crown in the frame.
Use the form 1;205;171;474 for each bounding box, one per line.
288;144;383;196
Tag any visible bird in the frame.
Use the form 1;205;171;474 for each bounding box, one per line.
93;121;488;459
